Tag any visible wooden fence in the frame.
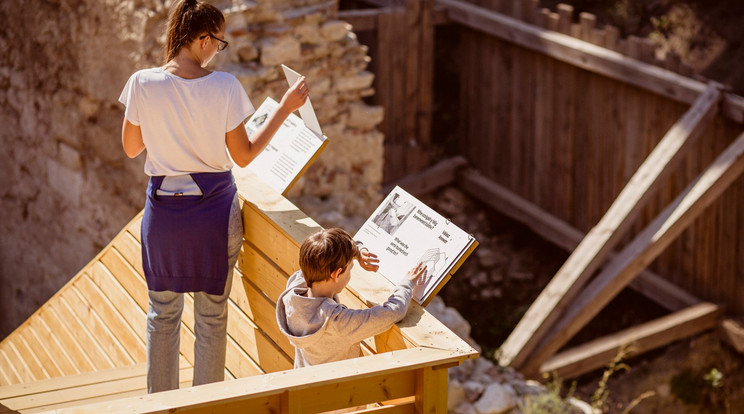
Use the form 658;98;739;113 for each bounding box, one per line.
341;0;744;316
445;0;744;317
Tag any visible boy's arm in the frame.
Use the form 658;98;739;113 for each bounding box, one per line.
330;279;416;343
330;263;426;342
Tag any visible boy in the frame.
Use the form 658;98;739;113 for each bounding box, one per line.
276;228;426;368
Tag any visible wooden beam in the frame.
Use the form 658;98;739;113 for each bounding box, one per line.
338;7;394;32
47;347;469;414
458;169;701;312
497;83;722;369
436;0;744;124
383;155;467;196
718;318;744;355
540;302;721;379
524;129;744;375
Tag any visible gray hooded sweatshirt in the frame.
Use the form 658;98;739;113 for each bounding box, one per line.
276;271;415;368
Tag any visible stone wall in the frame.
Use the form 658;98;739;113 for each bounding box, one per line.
0;0;383;338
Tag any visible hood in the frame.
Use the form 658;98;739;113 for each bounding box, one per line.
276;271;342;349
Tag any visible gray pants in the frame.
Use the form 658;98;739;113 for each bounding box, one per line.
146;195;243;393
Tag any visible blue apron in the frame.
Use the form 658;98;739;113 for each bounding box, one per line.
141;171;236;295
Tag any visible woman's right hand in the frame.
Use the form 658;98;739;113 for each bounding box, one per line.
279;76;310;114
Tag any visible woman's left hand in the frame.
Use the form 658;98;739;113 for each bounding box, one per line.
357;248;380;272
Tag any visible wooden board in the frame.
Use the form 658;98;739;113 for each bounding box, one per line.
523;130;744;374
498;83;722;369
540;302;721;378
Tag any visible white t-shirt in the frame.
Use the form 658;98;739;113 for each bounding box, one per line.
119;67;255;176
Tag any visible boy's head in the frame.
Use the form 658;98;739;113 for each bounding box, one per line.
299;228;359;287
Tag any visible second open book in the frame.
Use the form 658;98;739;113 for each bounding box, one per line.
354;186;478;306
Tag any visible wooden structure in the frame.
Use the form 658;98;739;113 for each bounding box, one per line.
0;169;478;413
338;0;744;378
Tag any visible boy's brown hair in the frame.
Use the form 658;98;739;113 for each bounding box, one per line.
299;228;358;287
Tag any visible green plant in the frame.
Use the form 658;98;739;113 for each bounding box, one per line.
519;373;578;414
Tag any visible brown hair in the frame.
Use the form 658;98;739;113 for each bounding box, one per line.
164;0;225;63
299;228;359;287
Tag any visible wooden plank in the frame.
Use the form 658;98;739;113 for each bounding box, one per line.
338;7;393;32
0;359;189;401
9;329;50;381
436;0;744;124
718;318;744;355
16;325;60;379
39;301;97;373
0;351;13;385
416;0;435;166
236;277;295;357
65;282;135;367
1;363;193;413
87;262;148;346
75;274;146;363
238;241;291;304
498;83;722;369
555;3;572;35
223;334;264;379
290;370;415;413
0;347;22;385
540;302;721;378
578;12;595;42
99;248;198;366
382;156;467;196
226;299;293;374
458;169;701;311
54;292;117;370
414;366;448;414
27;315;79;377
49;347;468;414
1;339;36;384
524;129;744;374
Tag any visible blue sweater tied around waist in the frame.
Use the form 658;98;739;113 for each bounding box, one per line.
141;171;236;295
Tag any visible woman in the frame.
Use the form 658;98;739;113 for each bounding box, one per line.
118;0;308;393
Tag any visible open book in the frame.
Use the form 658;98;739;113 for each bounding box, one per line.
242;65;328;195
354;186;478;306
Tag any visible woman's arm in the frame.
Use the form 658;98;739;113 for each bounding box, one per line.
122;118;145;158
226;76;309;168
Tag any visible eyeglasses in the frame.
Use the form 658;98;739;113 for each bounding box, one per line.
200;34;228;51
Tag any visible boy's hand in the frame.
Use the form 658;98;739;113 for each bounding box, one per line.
405;262;427;285
357;248;380;272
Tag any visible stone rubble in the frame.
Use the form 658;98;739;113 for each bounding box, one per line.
427;296;592;414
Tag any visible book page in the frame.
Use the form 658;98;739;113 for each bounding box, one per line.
243;97;326;194
281;64;323;137
354;186;476;304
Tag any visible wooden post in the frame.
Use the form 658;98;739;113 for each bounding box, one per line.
414;366;448;414
497;83;722;369
523;129;744;374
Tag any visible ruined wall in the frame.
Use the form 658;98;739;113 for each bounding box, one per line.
0;0;383;338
